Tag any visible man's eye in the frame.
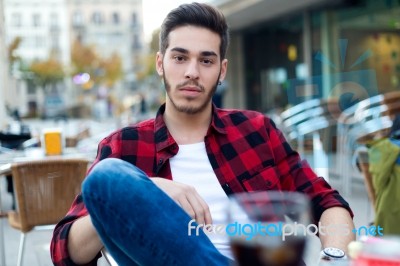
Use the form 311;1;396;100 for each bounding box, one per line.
174;56;185;62
201;59;213;65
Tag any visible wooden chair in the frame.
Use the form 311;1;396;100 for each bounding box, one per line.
8;159;89;266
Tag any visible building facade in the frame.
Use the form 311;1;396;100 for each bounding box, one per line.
4;0;70;116
68;0;144;88
216;0;400;113
0;0;8;126
4;0;70;64
3;0;144;118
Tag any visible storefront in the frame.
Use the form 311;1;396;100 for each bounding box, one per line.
219;0;400;112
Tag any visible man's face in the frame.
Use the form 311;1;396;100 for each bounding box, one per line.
156;25;227;114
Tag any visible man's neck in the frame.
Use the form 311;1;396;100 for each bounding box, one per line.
164;103;212;145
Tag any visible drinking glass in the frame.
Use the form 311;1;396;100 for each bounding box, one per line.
226;191;310;266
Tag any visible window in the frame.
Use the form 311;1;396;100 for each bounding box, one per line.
131;12;137;26
92;11;104;25
133;34;140;49
33;14;41;27
50;13;58;28
72;11;84;27
20;37;33;48
112;12;120;24
48;33;58;49
35;36;45;48
12;13;22;27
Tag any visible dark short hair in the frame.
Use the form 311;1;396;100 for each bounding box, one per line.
159;2;229;60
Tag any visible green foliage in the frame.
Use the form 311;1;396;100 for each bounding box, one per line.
71;40;99;75
7;37;22;66
136;28;159;81
71;40;124;87
29;58;64;89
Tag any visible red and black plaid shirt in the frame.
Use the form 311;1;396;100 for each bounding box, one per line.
51;104;352;266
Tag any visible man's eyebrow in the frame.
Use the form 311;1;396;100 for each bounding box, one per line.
170;47;189;54
170;47;218;57
200;51;218;57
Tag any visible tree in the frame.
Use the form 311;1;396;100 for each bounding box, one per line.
71;40;123;88
7;37;21;66
136;28;159;81
7;37;22;75
99;53;123;87
149;28;160;53
29;57;64;92
71;40;99;75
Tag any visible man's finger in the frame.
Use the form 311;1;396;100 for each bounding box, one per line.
186;194;208;226
177;198;196;220
193;193;212;225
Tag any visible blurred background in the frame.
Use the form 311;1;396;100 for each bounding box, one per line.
1;0;399;124
1;1;400;265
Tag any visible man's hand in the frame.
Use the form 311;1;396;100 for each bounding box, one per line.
150;177;212;225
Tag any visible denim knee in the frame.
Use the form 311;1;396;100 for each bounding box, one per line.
82;158;148;199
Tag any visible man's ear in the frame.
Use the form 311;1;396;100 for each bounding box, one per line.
156;52;163;76
219;59;228;81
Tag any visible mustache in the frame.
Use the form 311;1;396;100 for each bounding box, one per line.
176;80;205;91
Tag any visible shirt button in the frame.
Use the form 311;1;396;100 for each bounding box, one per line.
158;159;163;165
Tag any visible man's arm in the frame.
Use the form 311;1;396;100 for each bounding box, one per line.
62;177;211;265
68;215;103;264
319;206;355;253
263;116;354;251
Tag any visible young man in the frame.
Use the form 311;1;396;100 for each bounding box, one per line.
51;3;355;265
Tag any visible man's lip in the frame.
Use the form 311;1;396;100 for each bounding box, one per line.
179;86;201;92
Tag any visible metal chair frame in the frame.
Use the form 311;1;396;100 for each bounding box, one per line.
336;91;400;195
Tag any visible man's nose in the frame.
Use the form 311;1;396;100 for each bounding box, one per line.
184;60;200;80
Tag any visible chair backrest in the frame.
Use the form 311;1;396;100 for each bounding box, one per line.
336;91;400;195
279;98;340;159
11;159;89;232
280;98;322;140
280;98;340;140
345;91;400;145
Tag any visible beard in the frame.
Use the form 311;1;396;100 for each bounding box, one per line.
162;66;220;115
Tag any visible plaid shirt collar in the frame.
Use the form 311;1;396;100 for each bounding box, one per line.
154;103;227;153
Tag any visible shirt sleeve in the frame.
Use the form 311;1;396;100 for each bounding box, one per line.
265;117;354;223
50;194;100;266
50;135;119;266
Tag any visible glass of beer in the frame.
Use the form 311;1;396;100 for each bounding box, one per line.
226;191;310;266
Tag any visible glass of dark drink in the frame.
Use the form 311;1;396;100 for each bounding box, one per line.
226;191;310;266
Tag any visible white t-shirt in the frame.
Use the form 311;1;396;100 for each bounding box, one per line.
169;142;233;260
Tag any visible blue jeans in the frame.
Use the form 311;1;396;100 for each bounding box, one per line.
82;158;232;266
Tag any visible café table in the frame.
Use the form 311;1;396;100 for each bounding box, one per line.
0;147;96;266
0;147;96;175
